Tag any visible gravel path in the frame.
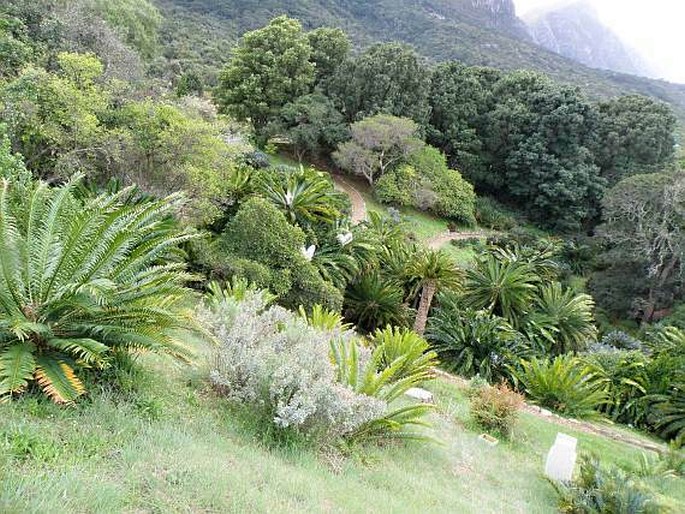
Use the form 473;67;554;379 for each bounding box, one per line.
426;230;492;250
331;174;367;224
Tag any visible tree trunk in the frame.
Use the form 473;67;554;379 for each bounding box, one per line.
413;280;437;335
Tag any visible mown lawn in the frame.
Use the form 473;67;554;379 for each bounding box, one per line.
1;345;682;514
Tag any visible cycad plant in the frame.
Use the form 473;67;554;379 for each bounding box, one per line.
462;253;539;327
258;167;346;227
367;326;438;381
405;249;462;335
330;332;437;441
513;355;608;419
0;177;197;403
344;273;411;333
427;293;530;382
525;282;597;355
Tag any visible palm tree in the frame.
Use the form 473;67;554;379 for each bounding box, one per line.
258;167;346;227
0;177;198;403
462;253;539;327
526;282;597;354
406;249;462;335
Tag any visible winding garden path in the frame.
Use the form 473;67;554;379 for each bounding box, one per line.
426;229;494;250
331;174;367;224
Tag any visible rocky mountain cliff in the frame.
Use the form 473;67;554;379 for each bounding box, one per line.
525;2;652;77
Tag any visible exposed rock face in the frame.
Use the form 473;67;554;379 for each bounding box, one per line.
463;0;529;39
525;2;652;77
471;0;516;17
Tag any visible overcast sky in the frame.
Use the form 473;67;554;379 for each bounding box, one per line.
514;0;685;84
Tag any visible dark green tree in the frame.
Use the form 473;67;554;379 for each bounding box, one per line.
215;16;314;143
328;43;430;124
480;71;604;230
595;95;676;184
270;92;349;160
427;62;500;176
307;27;350;85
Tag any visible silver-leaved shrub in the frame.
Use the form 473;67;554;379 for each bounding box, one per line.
203;290;386;438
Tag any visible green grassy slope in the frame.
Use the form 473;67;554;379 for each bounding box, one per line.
1;347;682;513
155;0;685;118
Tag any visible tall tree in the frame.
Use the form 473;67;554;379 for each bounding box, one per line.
427;62;500;176
333;114;421;186
480;71;604;230
328;43;430;124
215;16;314;143
595;95;677;184
407;250;462;335
593;172;685;321
307;27;350;85
270;92;349;161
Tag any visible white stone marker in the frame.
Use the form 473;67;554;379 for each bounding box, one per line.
544;433;578;482
404;387;434;403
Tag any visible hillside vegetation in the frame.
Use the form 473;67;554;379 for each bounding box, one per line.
1;2;685;512
155;0;685;118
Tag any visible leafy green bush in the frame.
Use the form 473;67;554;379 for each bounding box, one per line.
470;382;523;439
475;196;517;231
221;197;342;311
552;454;661;514
374;146;476;226
0;177;197;403
513;355;607;418
374;164;418;208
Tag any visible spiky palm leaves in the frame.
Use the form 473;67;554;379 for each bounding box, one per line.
330;328;438;440
312;223;379;288
405;249;462;335
344;273;411;333
513;355;608;418
526;283;597;354
258;167;346;227
0;178;197;403
427;293;529;382
462;253;539;327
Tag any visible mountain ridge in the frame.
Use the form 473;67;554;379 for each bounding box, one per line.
525;1;653;79
156;0;685;120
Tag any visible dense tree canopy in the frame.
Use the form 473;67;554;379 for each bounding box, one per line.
328;43;431;124
216;16;315;142
480;71;605;230
595;95;677;184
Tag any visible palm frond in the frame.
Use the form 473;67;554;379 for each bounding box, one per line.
34;356;85;404
0;343;36;397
